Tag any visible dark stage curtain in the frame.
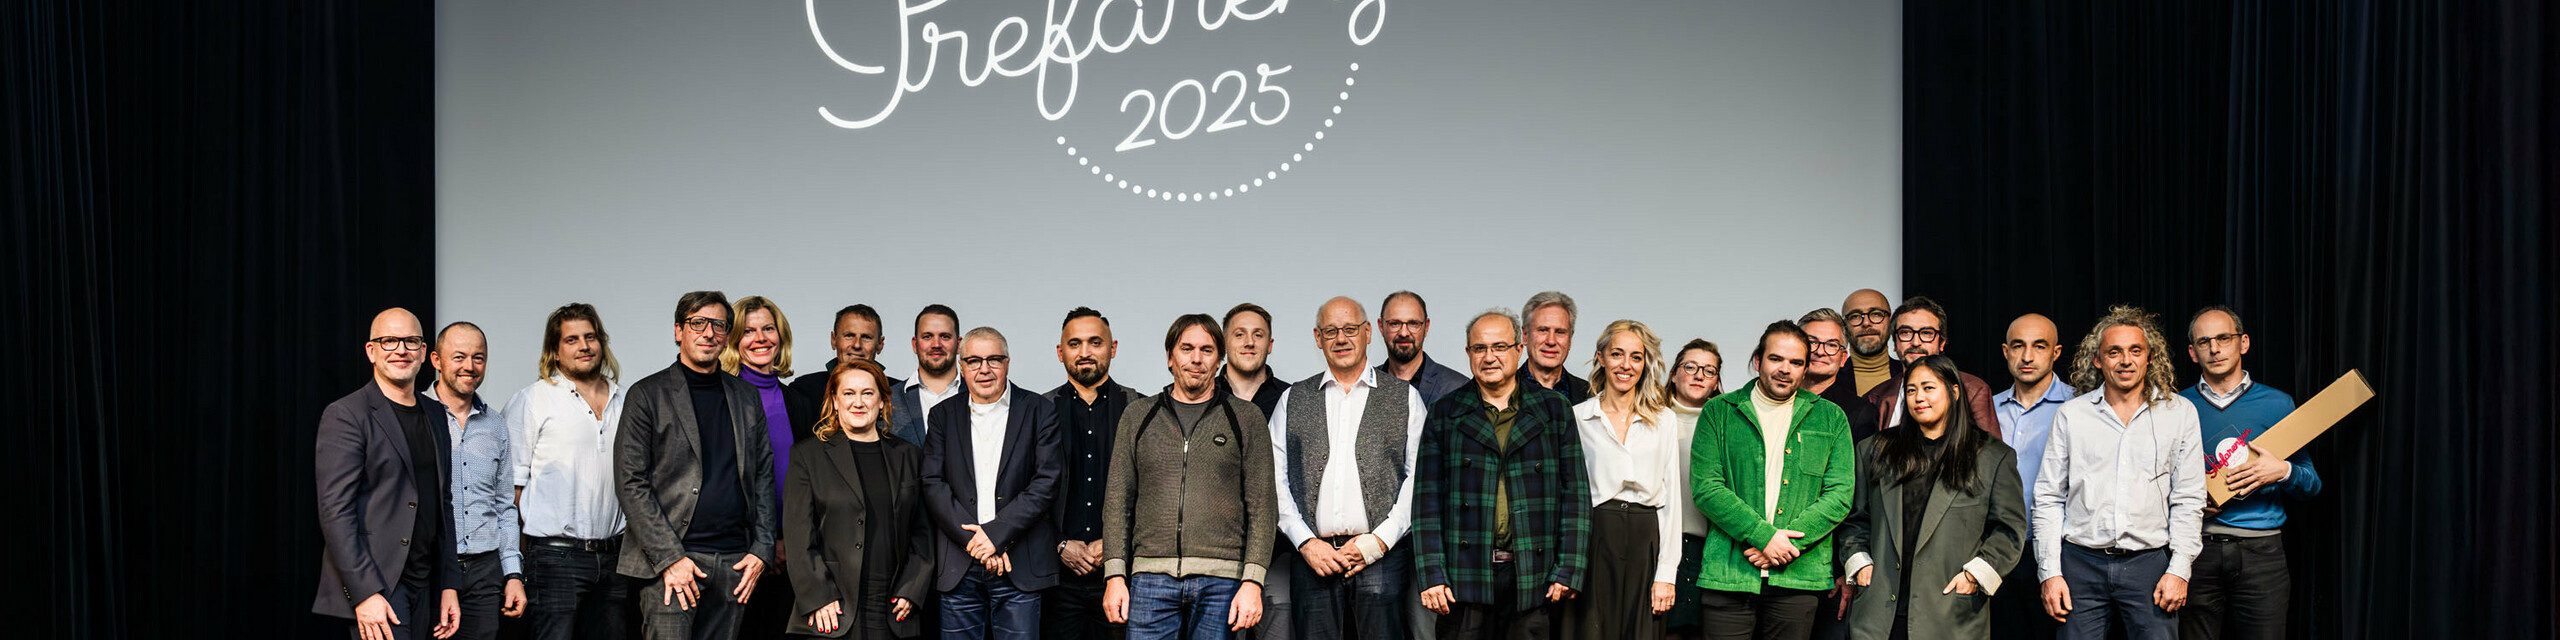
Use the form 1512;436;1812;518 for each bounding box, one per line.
1906;0;2553;638
9;0;436;638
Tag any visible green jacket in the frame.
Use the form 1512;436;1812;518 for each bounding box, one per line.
1687;381;1856;592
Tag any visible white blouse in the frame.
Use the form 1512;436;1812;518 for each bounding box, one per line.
1573;398;1688;583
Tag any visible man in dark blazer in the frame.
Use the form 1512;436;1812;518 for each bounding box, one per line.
922;326;1063;640
891;305;965;444
316;308;464;640
614;291;778;640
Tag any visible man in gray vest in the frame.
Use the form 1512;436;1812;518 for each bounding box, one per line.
1269;296;1429;640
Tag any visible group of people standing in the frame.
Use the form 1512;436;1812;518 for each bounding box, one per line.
316;287;2318;640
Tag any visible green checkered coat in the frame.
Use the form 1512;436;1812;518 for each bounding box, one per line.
1413;384;1591;613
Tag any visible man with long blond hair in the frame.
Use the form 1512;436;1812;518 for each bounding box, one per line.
2031;306;2206;640
505;302;634;640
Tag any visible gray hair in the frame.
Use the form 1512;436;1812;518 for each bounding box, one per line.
959;326;1008;355
1468;308;1522;343
1523;291;1578;327
1798;307;1846;331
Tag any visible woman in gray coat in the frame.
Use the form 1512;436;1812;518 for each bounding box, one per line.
1839;355;2029;640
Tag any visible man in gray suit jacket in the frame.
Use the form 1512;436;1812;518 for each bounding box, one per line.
614;291;778;640
316;308;463;640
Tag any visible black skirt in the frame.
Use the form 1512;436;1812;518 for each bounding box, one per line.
1567;500;1666;640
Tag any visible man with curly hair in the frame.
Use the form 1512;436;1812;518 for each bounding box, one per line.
2029;306;2207;640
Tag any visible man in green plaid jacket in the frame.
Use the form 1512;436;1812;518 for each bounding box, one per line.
1415;310;1591;640
1688;320;1856;640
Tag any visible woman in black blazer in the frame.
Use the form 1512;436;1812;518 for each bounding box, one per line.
783;359;936;639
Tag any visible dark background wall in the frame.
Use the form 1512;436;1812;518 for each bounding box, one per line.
10;0;437;638
1905;0;2554;638
12;0;2552;638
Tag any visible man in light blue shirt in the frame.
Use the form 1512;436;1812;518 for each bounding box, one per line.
1991;313;2072;638
429;321;525;640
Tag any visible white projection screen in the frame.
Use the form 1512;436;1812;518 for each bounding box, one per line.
436;0;1901;395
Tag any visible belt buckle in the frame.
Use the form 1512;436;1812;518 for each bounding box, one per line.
1491;549;1516;564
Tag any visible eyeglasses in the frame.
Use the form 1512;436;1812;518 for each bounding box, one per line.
1464;342;1520;356
962;355;1011;370
1317;324;1366;340
1808;339;1846;356
1845;309;1891;325
1893;327;1942;343
1675;363;1720;378
2191;333;2241;348
682;317;732;334
369;336;429;352
1380;320;1426;333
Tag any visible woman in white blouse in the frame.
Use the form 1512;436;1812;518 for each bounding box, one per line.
1565;319;1688;640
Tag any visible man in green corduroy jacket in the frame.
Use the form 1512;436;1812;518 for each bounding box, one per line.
1688;320;1856;640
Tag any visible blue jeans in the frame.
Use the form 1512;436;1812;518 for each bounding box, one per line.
2060;544;2176;640
1127;573;1240;640
941;565;1043;640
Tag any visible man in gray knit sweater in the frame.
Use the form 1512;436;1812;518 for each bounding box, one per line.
1100;313;1278;640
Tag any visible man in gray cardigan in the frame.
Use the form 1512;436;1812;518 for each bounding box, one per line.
1100;313;1278;639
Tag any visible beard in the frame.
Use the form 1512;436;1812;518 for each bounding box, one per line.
1069;363;1109;387
1385;340;1423;363
1851;335;1887;357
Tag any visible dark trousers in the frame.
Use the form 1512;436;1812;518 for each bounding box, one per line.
640;550;749;640
1808;585;1850;640
1697;582;1820;640
1046;572;1127;640
741;561;795;640
1247;544;1297;640
2059;544;2174;640
1293;540;1410;640
454;551;508;640
1567;502;1663;640
1437;558;1560;640
2179;533;2291;640
1991;545;2060;640
939;565;1042;640
526;540;631;640
351;578;439;640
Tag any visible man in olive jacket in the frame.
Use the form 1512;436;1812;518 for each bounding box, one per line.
1689;321;1856;640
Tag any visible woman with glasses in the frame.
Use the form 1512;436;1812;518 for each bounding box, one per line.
782;359;935;639
1837;355;2027;640
723;295;819;639
1662;339;1722;640
1565;320;1687;640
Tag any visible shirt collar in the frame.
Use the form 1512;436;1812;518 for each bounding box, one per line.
1320;366;1379;393
544;374;623;399
421;383;489;417
968;388;1011;416
1997;377;2076;409
2199;371;2254;405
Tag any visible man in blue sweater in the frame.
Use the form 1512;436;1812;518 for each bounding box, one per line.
2177;306;2322;640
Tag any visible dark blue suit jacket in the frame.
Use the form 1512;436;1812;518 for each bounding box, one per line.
313;382;463;617
919;385;1062;592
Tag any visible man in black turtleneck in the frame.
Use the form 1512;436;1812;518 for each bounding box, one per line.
615;291;778;640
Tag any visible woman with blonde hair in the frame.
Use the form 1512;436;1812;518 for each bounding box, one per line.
782;359;935;639
1565;319;1687;639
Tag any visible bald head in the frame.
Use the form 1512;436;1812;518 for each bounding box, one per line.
2000;313;2063;392
1315;296;1372;377
1843;289;1893;357
366;307;429;391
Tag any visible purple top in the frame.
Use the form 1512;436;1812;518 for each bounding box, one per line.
739;366;794;511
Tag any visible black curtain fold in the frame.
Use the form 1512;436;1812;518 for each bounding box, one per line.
11;0;436;638
1907;0;2553;638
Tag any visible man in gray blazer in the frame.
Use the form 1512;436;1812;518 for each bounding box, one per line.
316;308;463;640
614;291;778;640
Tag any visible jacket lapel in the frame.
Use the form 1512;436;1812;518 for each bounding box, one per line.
1916;463;1955;553
823;439;866;510
364;388;415;471
666;365;704;466
999;386;1031;489
1882;474;1907;559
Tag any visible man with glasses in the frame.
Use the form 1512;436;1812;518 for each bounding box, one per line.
1375;291;1469;406
614;291;777;640
922;327;1064;640
894;305;965;444
1859;296;2000;436
1519;292;1592;404
1272;297;1430;640
2176;306;2320;640
1837;290;1898;396
1790;310;1874;640
316;308;463;640
1414;309;1590;640
791;304;901;405
506;303;636;640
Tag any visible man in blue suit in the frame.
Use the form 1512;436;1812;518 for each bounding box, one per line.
892;304;965;444
316;308;464;640
923;326;1064;640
